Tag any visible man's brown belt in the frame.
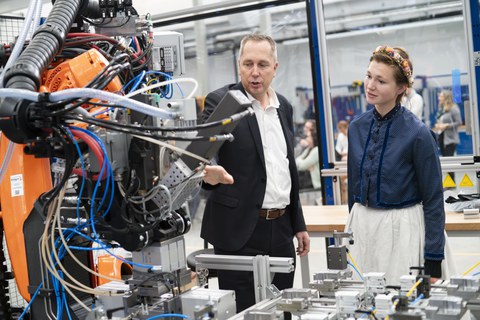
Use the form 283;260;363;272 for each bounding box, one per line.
259;208;286;220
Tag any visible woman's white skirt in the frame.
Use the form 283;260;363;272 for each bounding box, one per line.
344;203;456;284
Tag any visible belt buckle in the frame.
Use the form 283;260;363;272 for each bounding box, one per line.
265;209;276;220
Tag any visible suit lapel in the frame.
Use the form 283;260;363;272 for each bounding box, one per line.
233;83;266;170
247;114;266;169
277;106;295;160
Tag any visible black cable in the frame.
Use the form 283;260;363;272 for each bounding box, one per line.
63;115;155;137
115;183;163;233
128;203;162;216
132;54;152;72
48;58;130;115
354;308;379;320
3;0;83;91
65;36;119;46
83;16;131;28
91;65;126;90
132;42;152;64
81;16;112;26
55;47;88;59
62;115;227;141
94;219;130;234
39;126;78;217
116;174;154;231
63;107;250;132
85;53;130;89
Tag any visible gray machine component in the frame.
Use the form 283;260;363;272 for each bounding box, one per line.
131;235;186;273
228;272;480;320
447;276;480;300
152;158;204;213
90;129;130;177
425;296;466;319
310;270;353;297
94;281;131;318
364;272;387;294
181;90;252;170
180;288;236;319
243;310;279;320
327;246;348;270
92;237;193;319
157;98;197;126
152;31;185;76
276;288;318;313
94;13;140;36
127;235;192;311
326;230;353;271
153;98;198;151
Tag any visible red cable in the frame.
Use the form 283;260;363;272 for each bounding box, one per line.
71;129;107;180
133;37;142;55
68;33;110;38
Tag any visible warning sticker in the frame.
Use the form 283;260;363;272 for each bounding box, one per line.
443;174;456;188
10;174;24;197
459;174;474;187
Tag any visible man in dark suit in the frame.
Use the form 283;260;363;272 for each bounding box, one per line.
200;33;310;312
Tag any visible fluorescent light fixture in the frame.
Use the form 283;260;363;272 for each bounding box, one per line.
215;31;251;41
282;38;308;45
326;16;463;40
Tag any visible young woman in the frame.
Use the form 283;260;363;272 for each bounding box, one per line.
295;126;320;190
346;46;453;283
434;90;462;157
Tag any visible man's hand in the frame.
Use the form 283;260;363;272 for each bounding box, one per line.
430;277;440;284
295;231;310;257
201;165;234;185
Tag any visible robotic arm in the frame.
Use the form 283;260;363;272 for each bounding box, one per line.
0;1;252;319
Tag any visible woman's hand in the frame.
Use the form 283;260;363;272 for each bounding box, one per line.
434;123;448;132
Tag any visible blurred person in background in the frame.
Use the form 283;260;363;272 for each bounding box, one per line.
401;87;424;121
296;126;320;190
434;90;462;182
335;120;349;161
335;120;348;203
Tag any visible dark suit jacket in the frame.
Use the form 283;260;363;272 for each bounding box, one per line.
200;82;307;251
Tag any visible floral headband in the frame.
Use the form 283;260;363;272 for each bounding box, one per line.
373;45;414;87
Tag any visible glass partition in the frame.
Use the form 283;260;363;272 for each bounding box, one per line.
154;0;478;205
312;0;480;203
322;0;472;157
154;2;321;204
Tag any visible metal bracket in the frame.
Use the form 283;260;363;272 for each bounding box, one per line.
474;51;480;66
194;254;294;303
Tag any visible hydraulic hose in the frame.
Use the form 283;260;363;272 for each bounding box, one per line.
0;89;39;102
0;0;41;87
2;0;84;91
31;0;43;36
49;88;178;119
0;0;85;143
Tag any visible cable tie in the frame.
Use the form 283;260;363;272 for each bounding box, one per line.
38;91;51;103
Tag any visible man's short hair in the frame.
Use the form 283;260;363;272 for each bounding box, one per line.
239;33;277;62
